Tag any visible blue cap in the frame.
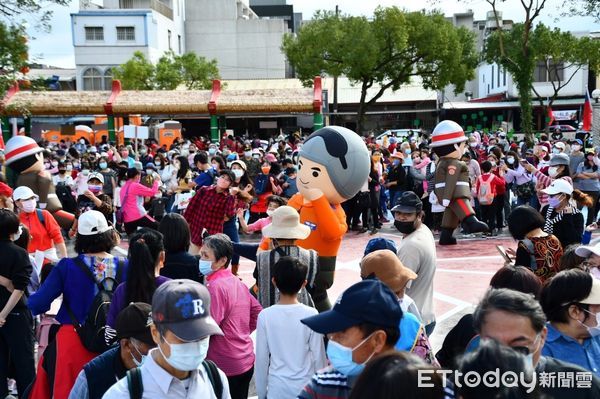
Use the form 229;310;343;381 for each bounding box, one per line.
301;280;402;334
364;238;398;256
227;153;237;161
573;139;583;146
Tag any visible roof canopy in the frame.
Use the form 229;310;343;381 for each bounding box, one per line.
0;78;322;117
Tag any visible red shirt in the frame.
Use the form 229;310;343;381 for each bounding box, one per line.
19;209;64;254
475;173;505;198
184;185;236;246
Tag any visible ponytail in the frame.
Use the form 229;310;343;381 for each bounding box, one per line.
572;189;594;209
126;228;164;304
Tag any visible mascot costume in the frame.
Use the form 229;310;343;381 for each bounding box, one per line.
4;136;74;229
288;126;370;311
430;120;488;245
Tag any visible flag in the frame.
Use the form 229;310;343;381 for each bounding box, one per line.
547;106;555;126
583;89;593;131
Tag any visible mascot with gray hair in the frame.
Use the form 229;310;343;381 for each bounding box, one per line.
288;126;370;311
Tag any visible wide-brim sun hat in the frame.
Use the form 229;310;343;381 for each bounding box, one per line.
262;206;310;240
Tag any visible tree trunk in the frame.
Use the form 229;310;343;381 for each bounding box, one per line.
356;81;369;136
514;67;535;147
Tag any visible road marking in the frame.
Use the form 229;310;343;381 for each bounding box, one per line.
437;303;473;323
434;291;472;307
438;255;503;262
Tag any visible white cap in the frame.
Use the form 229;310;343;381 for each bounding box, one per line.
13;186;39;201
87;172;105;184
541;179;573;196
580;278;600;305
575;243;600;258
554;142;566;150
78;210;112;236
4;136;43;165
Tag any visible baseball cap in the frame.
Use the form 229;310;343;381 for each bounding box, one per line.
152;279;223;341
116;302;155;345
87;172;105;184
360;250;417;293
0;182;13;198
541;179;573;196
572;139;583;146
391;191;423;213
363;237;398;256
580;277;600;305
554;142;566;150
230;160;247;171
301;279;402;334
78;210;112;235
575;242;600;258
13;186;39;201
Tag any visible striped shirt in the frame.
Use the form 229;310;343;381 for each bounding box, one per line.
298;367;351;399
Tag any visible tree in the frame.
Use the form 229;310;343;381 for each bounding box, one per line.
0;0;69;32
113;51;220;91
282;7;477;134
0;22;28;94
562;0;600;22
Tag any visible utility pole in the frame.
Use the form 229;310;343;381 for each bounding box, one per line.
333;4;339;126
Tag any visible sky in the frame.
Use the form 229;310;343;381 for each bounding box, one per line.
13;0;600;69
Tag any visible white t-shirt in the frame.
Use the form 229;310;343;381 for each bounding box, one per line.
255;303;327;399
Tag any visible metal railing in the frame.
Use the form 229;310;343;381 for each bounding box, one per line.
119;0;173;19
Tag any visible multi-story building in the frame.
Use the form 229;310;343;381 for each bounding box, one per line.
72;0;185;90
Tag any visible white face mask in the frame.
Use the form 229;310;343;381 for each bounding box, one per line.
469;142;477;148
266;209;275;217
506;157;515;164
572;145;581;151
158;336;210;371
581;309;600;337
232;169;244;179
548;167;559;178
21;199;36;213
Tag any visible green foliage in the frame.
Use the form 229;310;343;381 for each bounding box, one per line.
0;22;28;94
282;7;477;134
113;51;221;91
0;0;70;32
562;0;600;22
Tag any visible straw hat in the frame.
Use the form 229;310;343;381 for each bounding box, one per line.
262;206;310;240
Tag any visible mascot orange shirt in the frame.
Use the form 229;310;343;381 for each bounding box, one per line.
288;126;370;311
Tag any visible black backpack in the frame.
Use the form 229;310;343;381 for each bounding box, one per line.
55;182;78;214
66;256;124;353
126;360;223;399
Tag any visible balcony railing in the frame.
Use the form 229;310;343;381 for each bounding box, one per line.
120;0;173;20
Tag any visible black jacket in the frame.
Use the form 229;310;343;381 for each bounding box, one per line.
0;240;32;310
84;346;127;399
160;251;202;283
541;205;584;248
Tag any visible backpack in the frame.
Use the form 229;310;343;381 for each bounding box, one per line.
126;360;223;399
55;183;77;213
254;174;269;195
520;238;538;272
65;256;124;353
477;175;495;205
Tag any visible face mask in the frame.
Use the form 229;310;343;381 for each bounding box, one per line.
159;336;209;371
261;167;271;174
469;142;477;148
590;267;600;280
74;162;80;168
140;149;147;155
326;333;375;377
232;169;244;179
580;309;600;337
21;199;36;213
253;154;260;159
99;162;108;169
548;167;559;178
552;148;561;155
208;148;217;155
79;139;85;145
404;149;411;155
199;259;214;276
395;220;416;235
266;209;274;217
506;157;515;164
146;169;154;176
11;225;23;242
66;165;73;171
211;163;219;170
88;184;102;193
572;145;581;151
51;161;58;167
154;161;162;167
244;151;252;158
130;341;147;367
548;195;562;208
489;161;496;167
413;157;421;164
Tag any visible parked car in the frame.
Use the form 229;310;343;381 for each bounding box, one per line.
375;129;422;146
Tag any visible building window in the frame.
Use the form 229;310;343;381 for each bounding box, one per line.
83;67;103;91
497;66;501;87
503;69;506;86
168;30;172;50
178;35;181;54
534;61;564;82
103;68;113;90
85;26;104;41
491;65;495;89
116;26;135;41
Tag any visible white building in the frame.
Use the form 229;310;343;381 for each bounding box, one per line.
184;0;289;79
72;0;185;91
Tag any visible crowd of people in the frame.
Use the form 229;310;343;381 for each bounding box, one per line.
0;125;600;398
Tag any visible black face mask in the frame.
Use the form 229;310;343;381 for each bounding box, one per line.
395;220;416;235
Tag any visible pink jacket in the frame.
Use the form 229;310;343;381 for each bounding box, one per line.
119;180;159;222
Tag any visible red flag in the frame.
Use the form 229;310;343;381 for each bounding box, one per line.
583;89;593;131
547;106;555;126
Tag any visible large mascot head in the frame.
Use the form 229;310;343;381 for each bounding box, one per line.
298;126;370;204
429;120;468;159
4;136;44;174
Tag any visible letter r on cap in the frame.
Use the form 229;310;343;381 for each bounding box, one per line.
192;299;204;316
